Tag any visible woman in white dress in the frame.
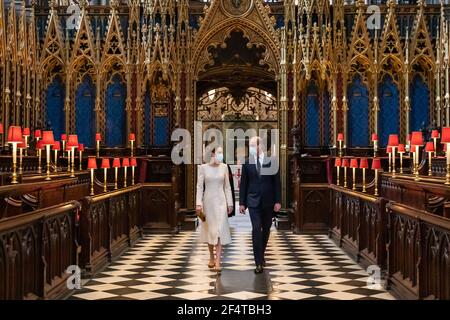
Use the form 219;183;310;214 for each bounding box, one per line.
196;147;233;273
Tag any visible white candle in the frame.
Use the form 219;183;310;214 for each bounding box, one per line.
447;143;450;164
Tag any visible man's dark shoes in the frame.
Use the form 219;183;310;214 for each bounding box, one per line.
262;259;266;267
254;265;264;274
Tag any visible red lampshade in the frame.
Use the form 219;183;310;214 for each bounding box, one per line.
67;135;79;148
23;127;30;136
342;158;349;167
335;158;342;167
431;130;440;139
398;144;405;153
7;126;23;143
425;141;434;152
337;133;344;142
350;158;359;168
359;158;369;169
0;123;3;134
130;158;137;167
87;157;97;169
65;145;71;152
122;158;130;167
18;138;26;149
41;130;55;145
36;140;44;150
78;143;85;152
441;127;450;143
129;133;136;141
101;158;110;169
34;129;42;139
387;134;399;147
411;145;418;153
371;133;379;141
411;131;423;146
53;141;61;151
95;133;102;141
371;158;381;170
386;146;392;153
112;158;121;168
61;134;67;141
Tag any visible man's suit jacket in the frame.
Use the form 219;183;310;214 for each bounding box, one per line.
239;156;281;210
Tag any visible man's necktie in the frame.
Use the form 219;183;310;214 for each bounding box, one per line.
256;156;261;176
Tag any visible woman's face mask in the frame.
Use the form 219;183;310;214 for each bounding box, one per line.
215;153;224;163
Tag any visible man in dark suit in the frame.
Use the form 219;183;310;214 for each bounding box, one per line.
239;136;281;274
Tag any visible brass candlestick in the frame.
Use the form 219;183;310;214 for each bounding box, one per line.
67;150;71;173
45;144;52;181
90;168;95;195
130;140;134;157
19;147;23;175
352;168;356;191
103;168;108;192
37;149;42;174
392;147;396;177
24;136;28;156
124;167;128;188
70;147;75;177
446;144;450;185
132;166;135;185
362;168;366;193
414;148;420;181
54;149;59;172
433;137;437;158
114;167;118;190
399;152;403;174
11;143;18;184
339;141;343;157
343;167;347;188
79;150;83;170
428;152;433;176
374;169;379;196
62;140;66;158
96;140;100;157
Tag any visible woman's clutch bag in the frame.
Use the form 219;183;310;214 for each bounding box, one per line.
196;209;206;222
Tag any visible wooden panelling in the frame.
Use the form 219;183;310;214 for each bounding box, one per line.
330;186;386;269
386;202;450;300
0;202;80;300
140;183;178;232
80;186;141;275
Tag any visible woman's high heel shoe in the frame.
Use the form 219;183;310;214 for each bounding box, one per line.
208;259;215;269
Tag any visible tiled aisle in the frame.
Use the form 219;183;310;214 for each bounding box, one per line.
69;214;395;300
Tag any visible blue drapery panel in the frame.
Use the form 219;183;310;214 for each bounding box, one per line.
378;75;400;147
154;115;169;146
410;75;429;132
145;87;151;145
105;74;126;147
46;76;65;139
323;91;330;146
305;83;320;146
75;76;95;147
348;76;369;147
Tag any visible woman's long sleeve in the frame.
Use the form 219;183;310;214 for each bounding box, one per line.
224;165;233;207
196;165;204;206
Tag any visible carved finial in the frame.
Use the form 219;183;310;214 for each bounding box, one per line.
79;0;89;10
356;0;365;9
387;0;395;10
417;0;424;8
110;0;120;10
49;0;57;9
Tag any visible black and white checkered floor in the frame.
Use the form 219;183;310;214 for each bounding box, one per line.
69;214;395;300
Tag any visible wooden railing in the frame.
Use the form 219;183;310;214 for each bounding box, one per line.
386;202;450;300
0;201;80;300
79;185;141;275
330;185;387;269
